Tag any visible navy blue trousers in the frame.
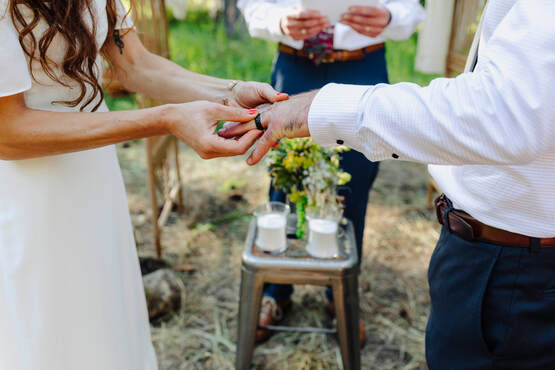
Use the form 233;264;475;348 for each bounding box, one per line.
265;49;387;302
427;227;555;369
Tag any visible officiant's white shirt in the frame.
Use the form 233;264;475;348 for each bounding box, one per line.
238;0;425;51
308;0;555;237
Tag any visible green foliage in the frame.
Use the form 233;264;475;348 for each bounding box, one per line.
267;138;350;238
268;138;350;201
104;94;137;111
167;12;275;82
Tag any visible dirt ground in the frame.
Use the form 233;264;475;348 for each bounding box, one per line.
117;140;440;370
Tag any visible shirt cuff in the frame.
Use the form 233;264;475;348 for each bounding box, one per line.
307;83;370;150
267;7;295;42
383;2;402;30
380;2;416;40
267;7;304;49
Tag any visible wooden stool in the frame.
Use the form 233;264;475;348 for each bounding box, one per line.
236;219;361;370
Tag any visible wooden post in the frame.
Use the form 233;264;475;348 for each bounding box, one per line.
446;0;487;76
224;0;239;37
132;0;184;258
427;0;487;207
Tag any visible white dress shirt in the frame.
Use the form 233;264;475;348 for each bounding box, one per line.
308;0;555;237
238;0;425;51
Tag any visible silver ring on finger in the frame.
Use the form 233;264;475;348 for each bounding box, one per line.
301;28;307;35
365;26;371;32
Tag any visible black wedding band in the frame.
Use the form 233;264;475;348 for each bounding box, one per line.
254;113;264;131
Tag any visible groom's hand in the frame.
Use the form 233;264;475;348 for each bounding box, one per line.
230;81;289;109
218;90;318;165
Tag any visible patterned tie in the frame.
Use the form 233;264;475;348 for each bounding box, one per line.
302;26;335;66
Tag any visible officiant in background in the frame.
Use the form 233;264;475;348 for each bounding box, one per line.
238;0;425;342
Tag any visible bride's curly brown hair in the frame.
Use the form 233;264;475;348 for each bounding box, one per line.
9;0;130;111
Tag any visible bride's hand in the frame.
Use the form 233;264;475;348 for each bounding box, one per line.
164;101;262;159
230;81;289;108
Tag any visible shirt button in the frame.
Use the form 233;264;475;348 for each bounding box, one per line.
336;140;344;145
392;153;399;159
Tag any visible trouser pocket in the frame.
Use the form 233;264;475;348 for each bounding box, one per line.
487;248;555;369
426;228;501;370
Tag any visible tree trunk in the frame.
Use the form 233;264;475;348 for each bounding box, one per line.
224;0;239;37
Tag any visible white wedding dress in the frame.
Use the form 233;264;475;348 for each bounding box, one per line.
0;1;158;369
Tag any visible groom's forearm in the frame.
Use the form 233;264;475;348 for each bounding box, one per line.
309;73;550;166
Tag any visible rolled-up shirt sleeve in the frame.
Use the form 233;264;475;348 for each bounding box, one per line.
333;0;425;50
0;2;32;97
308;0;555;166
238;0;303;48
381;0;426;41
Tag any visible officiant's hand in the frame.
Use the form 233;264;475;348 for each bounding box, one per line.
280;9;331;41
340;5;391;38
218;91;318;165
166;101;263;160
230;81;289;109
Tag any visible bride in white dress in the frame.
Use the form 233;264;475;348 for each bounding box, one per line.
0;0;287;369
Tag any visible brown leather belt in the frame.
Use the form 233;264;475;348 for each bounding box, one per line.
278;43;385;63
435;194;555;248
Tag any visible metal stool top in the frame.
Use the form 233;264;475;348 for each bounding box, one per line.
242;218;359;273
236;217;362;370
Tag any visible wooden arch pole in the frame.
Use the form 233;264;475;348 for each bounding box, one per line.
133;0;184;258
426;0;487;208
445;0;487;77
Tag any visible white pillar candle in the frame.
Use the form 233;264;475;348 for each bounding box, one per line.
307;218;339;258
256;212;287;253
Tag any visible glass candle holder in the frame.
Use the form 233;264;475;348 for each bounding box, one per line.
306;207;342;258
254;202;290;254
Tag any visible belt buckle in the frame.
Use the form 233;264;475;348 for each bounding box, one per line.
322;57;335;63
449;212;476;241
434;194;448;225
435;194;476;241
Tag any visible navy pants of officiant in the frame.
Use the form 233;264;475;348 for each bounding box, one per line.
264;48;387;302
427;227;555;369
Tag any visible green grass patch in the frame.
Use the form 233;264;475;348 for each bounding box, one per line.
167;11;275;82
386;34;439;85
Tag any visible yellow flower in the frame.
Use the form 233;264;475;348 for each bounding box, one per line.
283;154;299;171
302;157;315;169
331;155;340;167
338;172;352;186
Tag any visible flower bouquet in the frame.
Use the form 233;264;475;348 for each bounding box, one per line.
267;138;351;239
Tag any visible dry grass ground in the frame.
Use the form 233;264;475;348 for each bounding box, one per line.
117;141;440;370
